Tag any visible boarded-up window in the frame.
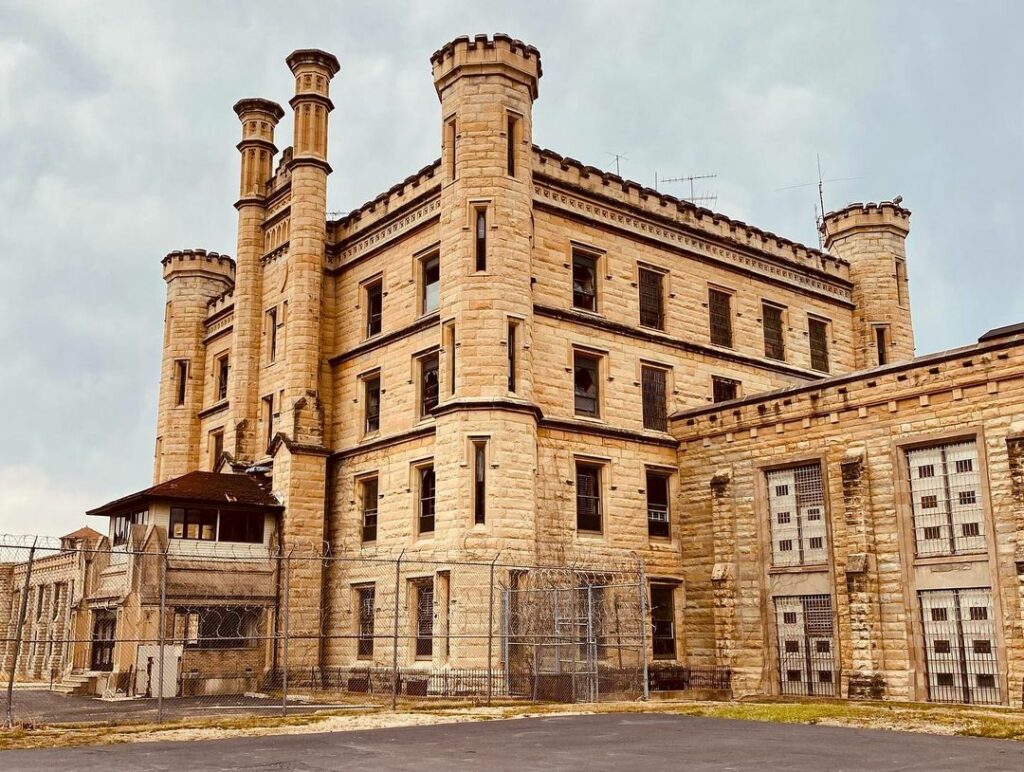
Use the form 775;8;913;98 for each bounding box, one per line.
708;289;733;347
641;365;667;431
638;267;664;330
763;303;785;361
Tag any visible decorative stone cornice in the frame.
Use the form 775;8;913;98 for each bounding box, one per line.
327;195;441;271
534;177;853;305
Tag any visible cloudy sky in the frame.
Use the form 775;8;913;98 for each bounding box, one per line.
1;1;1022;537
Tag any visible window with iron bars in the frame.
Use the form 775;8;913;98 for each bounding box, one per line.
646;470;670;538
766;463;827;567
638;266;665;330
762;302;786;361
906;441;985;558
575;462;603;532
920;588;1000;705
808;317;830;373
708;288;733;348
775;594;836;697
413;578;434;658
641;365;668;431
174;607;260;650
360;476;378;543
356;585;375;659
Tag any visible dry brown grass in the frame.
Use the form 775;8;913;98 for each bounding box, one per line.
1;697;1021;751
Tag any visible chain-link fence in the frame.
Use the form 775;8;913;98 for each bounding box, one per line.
0;534;661;727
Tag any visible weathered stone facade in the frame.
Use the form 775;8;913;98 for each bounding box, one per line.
124;33;1020;704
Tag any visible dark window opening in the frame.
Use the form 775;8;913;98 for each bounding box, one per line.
506;115;518;176
218;510;265;544
763;303;785;361
572;251;597;311
473;441;486;525
708;288;733;347
475;208;487;272
210;430;224;469
364;374;381;434
650;585;676;658
361;477;378;543
216;355;229;401
638;267;664;330
809;318;830;372
418;465;435;534
574;351;600;417
446;323;456;396
646;471;670;538
876;326;888;366
507;321;517;393
112;511;147;547
177;607;259;649
446;118;457;181
267;307;278;363
641;365;667;431
366;279;383;338
90;611;116;671
420;353;439;418
712;376;739;403
262;394;274;446
175;360;189;406
575;463;602;532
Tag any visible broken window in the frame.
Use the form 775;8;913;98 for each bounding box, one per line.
646;471;670;538
216;354;229;401
363;373;381;434
572;251;597;311
419;353;439;418
365;279;383;338
574;351;600;417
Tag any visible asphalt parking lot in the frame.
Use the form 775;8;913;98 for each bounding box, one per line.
1;713;1021;771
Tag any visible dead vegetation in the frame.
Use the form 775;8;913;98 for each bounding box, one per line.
1;698;1022;751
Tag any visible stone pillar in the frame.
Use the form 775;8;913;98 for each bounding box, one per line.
822;201;914;369
282;49;339;443
155;250;235;482
1002;430;1024;707
709;470;739;688
836;447;886;698
429;34;542;565
228;98;284;464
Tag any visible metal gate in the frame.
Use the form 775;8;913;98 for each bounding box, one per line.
775;594;836;696
920;588;1000;704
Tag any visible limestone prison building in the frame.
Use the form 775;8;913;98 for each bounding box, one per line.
8;34;1022;707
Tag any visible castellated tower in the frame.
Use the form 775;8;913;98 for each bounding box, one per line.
155;250;235;482
430;35;542;561
227;97;284;463
823;201;914;369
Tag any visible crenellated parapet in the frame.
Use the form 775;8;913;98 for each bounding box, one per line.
431;33;542;99
161;249;235;284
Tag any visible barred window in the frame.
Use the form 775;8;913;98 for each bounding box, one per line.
356;585;375;658
712;376;739;403
641;365;667;431
708;288;733;348
361;476;378;543
576;462;602;532
762;302;786;361
638;267;665;330
808;317;830;373
414;579;434;658
766;463;827;567
365;279;383;338
572;251;597;311
175;607;260;650
775;594;835;696
920;588;1000;705
646;471;670;538
907;441;985;557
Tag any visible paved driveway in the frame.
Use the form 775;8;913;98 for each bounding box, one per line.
2;713;1021;771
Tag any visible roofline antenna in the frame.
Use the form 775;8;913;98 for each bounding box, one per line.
657;172;718;208
606;152;628;176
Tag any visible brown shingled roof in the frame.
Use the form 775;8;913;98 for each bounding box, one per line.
61;526;103;542
87;471;282;517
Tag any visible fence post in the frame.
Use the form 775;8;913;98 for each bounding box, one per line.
637;562;649;701
157;545;168;722
486;552;500;706
4;538;37;728
281;550;291;717
390;549;404;711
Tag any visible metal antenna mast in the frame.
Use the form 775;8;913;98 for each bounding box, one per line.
657;173;718;207
775;156;863;249
606;152;628;176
